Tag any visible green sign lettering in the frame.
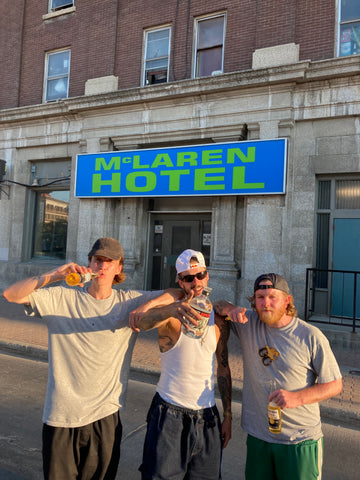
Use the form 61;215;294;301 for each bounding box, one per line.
202;150;223;165
232;166;264;189
95;156;121;171
151;153;174;168
177;151;198;167
160;169;190;191
227;147;255;163
194;168;225;190
133;155;149;169
92;173;121;192
126;172;156;192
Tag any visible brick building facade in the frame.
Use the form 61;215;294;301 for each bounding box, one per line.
1;0;360;321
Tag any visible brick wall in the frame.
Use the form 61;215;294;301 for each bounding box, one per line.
0;0;337;109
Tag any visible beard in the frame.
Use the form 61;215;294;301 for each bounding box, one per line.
256;305;287;326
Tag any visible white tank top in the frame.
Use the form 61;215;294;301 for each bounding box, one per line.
156;311;217;409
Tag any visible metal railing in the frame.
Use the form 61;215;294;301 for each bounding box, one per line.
305;268;360;333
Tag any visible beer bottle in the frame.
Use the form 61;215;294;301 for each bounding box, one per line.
65;272;98;286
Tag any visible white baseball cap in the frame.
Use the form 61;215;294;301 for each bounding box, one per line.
176;249;206;275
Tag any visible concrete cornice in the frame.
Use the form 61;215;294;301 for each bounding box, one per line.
1;56;359;125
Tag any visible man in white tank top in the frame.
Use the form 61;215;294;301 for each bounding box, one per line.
130;249;232;480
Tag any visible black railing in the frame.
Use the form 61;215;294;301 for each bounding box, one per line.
305;268;360;333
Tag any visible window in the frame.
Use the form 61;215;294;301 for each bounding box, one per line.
50;0;74;11
143;27;171;86
315;180;331;288
315;177;360;287
33;191;69;259
194;14;225;78
44;49;70;102
26;160;70;261
339;0;360;56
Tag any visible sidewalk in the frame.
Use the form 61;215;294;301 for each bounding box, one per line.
0;296;359;425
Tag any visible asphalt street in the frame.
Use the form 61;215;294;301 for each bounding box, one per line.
1;352;360;480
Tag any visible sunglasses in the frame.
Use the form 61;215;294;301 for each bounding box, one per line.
178;271;208;283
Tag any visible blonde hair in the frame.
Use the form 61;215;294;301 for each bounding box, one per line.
247;292;298;317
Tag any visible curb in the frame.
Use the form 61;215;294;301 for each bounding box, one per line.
0;340;48;361
1;341;358;427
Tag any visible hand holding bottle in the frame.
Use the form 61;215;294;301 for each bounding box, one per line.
66;271;98;286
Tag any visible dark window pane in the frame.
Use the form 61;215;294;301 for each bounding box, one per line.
33;190;69;259
341;0;360;22
197;47;222;77
198;17;224;49
315;213;330;288
151;256;162;290
318;180;331;209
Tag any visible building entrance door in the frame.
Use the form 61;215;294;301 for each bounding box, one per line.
147;214;211;289
331;218;360;318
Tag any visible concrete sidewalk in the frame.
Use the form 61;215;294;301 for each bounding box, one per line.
0;296;359;425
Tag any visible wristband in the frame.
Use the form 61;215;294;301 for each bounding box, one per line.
223;411;232;419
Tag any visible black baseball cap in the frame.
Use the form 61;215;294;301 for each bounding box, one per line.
254;273;290;294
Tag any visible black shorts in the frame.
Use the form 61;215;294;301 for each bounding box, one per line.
42;411;122;480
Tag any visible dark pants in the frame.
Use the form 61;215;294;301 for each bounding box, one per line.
42;411;122;480
140;393;222;480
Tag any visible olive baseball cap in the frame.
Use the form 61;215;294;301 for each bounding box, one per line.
88;237;124;261
254;273;290;294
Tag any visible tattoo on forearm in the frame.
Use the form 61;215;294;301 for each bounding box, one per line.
159;334;175;353
218;375;231;412
213;300;232;315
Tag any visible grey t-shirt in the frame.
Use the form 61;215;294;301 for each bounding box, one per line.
27;286;162;428
231;311;342;444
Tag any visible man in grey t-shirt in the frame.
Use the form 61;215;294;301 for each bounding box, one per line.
214;273;343;480
3;237;181;480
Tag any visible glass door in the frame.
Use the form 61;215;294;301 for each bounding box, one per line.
148;214;211;289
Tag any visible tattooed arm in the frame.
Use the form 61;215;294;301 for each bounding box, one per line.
213;299;248;324
215;313;232;448
130;300;201;332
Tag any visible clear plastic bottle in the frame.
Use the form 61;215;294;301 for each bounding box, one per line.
182;286;213;339
268;401;281;433
65;272;98;286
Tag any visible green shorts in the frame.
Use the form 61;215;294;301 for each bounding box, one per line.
245;434;323;480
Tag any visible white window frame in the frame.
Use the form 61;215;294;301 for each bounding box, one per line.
50;0;74;12
142;26;171;86
337;0;360;56
193;13;226;79
43;49;71;103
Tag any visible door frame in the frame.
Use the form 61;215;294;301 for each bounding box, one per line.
145;212;212;290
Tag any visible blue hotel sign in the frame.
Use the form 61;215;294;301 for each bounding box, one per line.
75;139;287;198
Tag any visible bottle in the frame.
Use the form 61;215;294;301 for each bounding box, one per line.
268;401;281;433
65;272;98;286
183;287;213;339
